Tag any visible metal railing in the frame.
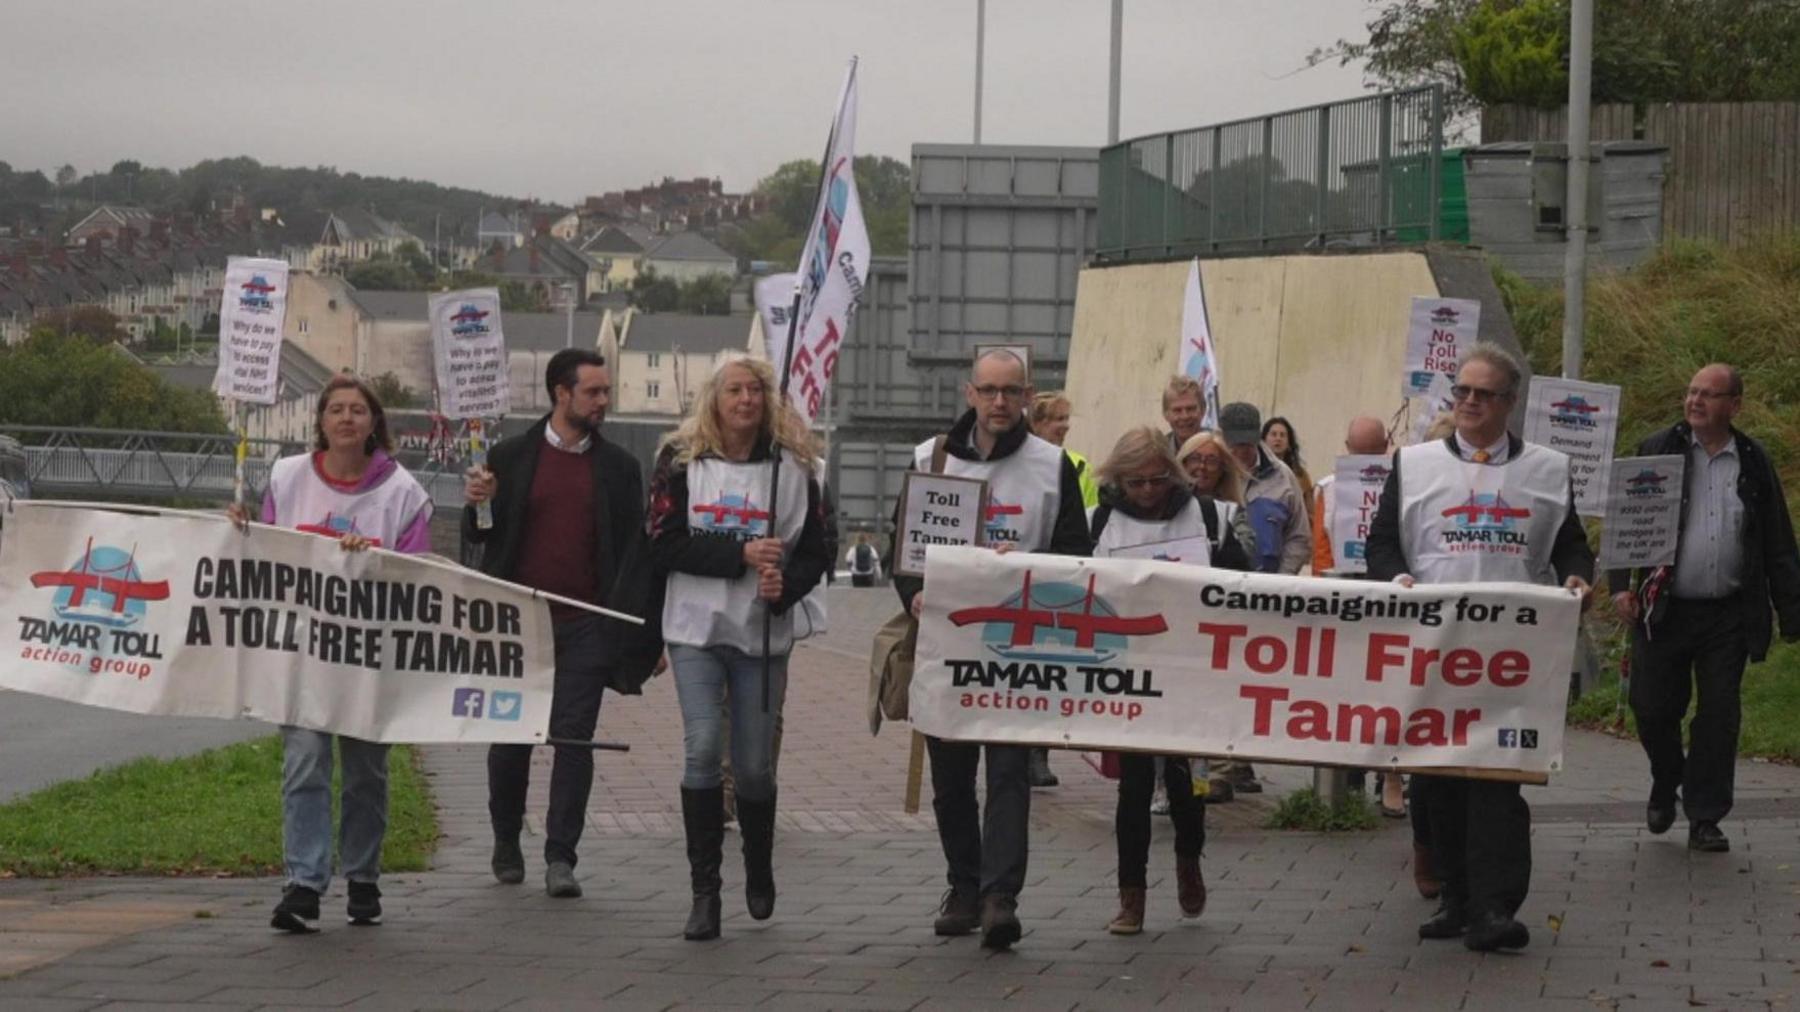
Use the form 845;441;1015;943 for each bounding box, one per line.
1;425;470;508
1097;86;1445;261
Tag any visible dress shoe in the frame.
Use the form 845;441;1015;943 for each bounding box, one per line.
1464;911;1529;951
1689;820;1730;853
979;893;1022;950
1418;901;1467;940
1646;798;1677;835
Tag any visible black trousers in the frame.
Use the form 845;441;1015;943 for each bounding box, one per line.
487;615;608;867
1115;754;1204;889
927;737;1030;898
1414;774;1530;919
1629;597;1750;823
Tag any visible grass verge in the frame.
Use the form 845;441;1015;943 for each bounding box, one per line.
1264;787;1381;832
1568;638;1800;763
0;735;438;878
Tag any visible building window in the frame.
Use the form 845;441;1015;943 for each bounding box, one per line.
646;381;661;399
297;317;309;334
646;352;661;369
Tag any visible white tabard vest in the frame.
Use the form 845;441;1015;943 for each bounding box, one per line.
662;452;811;656
913;432;1064;552
266;455;430;547
1397;440;1572;586
1093;497;1213;567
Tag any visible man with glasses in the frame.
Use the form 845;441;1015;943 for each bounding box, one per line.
890;347;1093;949
1609;364;1800;854
1367;342;1594;952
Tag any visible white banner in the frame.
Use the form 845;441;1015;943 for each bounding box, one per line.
1178;258;1222;431
0;504;555;744
1403;296;1480;398
1600;455;1685;571
770;59;871;423
754;273;796;364
912;547;1581;777
1330;454;1392;574
429;289;510;419
1522;376;1620;518
213;257;290;405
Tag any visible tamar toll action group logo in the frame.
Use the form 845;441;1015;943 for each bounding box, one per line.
1624;469;1670;499
450;303;491;337
296;512;382;546
692;494;770;538
21;537;170;678
984;500;1023;543
1361;463;1392;482
238;274;277;313
1430;304;1462;327
1549;395;1603;430
1440;493;1532;551
949;571;1166;666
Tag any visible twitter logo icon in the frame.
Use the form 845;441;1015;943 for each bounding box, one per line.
489;691;523;722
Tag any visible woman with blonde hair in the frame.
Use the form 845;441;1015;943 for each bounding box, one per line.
1088;427;1249;935
646;353;830;941
1176;431;1258;561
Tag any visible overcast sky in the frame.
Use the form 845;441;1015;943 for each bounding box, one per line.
2;0;1374;202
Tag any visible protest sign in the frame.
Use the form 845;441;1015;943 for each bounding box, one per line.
212;257;289;405
1523;376;1620;518
1410;371;1456;444
0;503;557;744
429;289;510;419
1403;296;1480;398
912;546;1581;779
1330;455;1392;574
893;472;988;578
1599;455;1685;571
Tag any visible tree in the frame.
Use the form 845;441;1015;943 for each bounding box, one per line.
1453;0;1568;109
630;267;680;312
36;306;128;344
0;331;227;432
54;164;77;190
677;273;733;315
499;281;540;312
345;255;425;292
366;371;418;410
725;154;912;267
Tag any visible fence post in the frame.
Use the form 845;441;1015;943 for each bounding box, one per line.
1428;85;1444;241
1259;117;1273;249
1162;136;1174;257
1316;105;1331;245
1378;94;1393;244
1208;129;1220;251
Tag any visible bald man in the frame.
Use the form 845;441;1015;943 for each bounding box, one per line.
1608;364;1800;854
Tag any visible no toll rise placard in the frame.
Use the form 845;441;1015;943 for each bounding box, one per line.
894;472;988;578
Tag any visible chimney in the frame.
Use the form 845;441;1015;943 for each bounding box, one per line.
528;243;541;273
491;242;505;271
119;226;137;254
85;236;103;258
48;247;69;269
10;255;29;280
149;220;169;245
533;213;550;237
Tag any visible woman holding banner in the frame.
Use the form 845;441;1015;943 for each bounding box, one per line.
646;354;829;942
1089;427;1249;934
230;374;432;934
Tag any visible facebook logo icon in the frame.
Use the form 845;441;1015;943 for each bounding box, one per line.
452;688;485;719
1497;728;1519;748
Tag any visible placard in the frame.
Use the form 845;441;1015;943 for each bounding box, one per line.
913;546;1581;778
894;472;988;578
1522;376;1620;518
1403;296;1480;398
1330;454;1393;574
213;257;290;405
429;288;510;419
1599;455;1685;571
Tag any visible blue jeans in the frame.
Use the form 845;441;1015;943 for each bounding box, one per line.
281;726;389;893
670;644;787;802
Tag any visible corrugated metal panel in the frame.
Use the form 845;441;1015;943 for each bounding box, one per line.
829;440;917;535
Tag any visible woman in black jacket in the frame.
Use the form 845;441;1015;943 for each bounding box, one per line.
1088;426;1250;936
646;354;830;942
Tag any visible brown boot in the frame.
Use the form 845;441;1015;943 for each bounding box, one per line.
1107;887;1146;935
1412;842;1441;900
1176;855;1206;918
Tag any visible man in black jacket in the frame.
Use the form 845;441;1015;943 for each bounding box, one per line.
1608;364;1800;853
464;348;644;898
1367;342;1594;953
890;348;1093;950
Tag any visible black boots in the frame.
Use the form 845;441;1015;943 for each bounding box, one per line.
681;786;724;941
738;792;778;921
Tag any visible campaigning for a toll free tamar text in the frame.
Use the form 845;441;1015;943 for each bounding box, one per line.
0;503;556;744
911;545;1582;779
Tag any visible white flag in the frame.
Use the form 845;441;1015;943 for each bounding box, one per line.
772;58;871;423
754;273;797;360
1178;258;1221;431
429;288;511;419
213;257;290;405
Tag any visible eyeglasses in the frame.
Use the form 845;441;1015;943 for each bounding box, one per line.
1450;384;1508;404
1122;473;1173;491
972;384;1026;401
1185;454;1223;469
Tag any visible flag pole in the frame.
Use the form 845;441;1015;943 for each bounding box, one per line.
762;57;856;714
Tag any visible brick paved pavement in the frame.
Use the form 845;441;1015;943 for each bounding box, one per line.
4;584;1800;1010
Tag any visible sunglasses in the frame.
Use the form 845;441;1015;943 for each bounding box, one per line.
1122;473;1173;491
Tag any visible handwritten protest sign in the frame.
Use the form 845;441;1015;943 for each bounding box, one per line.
894;473;988;578
912;547;1580;779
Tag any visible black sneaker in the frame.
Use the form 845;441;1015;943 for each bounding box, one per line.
346;882;382;926
1689;821;1730;853
492;835;525;884
271;885;321;934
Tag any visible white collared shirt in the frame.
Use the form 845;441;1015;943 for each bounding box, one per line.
1672;433;1744;599
1453;432;1511;465
544;422;592;455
